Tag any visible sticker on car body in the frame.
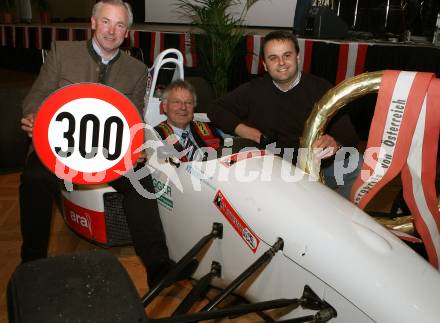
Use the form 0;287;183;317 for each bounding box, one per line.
213;190;260;253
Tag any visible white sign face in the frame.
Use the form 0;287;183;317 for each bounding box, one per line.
47;98;130;173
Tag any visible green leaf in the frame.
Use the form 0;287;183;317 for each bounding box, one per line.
175;0;260;97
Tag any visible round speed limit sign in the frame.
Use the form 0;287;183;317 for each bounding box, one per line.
33;83;144;184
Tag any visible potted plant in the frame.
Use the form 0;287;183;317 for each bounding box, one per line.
176;0;259;97
0;0;14;23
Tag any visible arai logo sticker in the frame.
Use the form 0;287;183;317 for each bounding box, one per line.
213;190;260;253
62;197;108;244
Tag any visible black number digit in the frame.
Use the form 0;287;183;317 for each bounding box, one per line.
54;112;124;161
103;116;124;161
54;112;75;157
79;114;100;159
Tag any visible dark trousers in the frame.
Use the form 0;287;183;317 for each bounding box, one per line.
19;151;169;268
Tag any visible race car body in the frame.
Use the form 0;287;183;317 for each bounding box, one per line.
145;129;440;322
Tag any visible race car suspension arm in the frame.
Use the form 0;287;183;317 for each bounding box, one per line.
172;261;222;315
275;307;336;323
201;237;284;312
275;285;337;323
150;297;300;323
142;222;224;306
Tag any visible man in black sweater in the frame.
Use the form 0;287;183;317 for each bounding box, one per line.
208;31;359;198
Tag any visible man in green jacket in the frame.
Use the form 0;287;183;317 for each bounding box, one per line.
20;0;171;288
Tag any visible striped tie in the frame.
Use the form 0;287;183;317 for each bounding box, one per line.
181;131;196;161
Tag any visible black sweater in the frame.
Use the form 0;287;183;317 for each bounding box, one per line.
208;73;359;162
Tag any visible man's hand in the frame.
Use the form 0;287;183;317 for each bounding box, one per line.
234;123;262;144
21;114;35;138
312;134;340;160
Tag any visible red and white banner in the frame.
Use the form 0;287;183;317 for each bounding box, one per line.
246;35;264;75
150;31;164;64
351;70;440;268
179;32;197;68
87;28;92;40
12;26;16;48
401;78;440;268
0;25;375;80
0;26;5;47
36;26;42;49
23;26;29;49
298;38;313;74
335;42;368;84
51;26;56;43
130;30;139;48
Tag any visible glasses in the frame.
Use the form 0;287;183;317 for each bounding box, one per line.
167;99;194;107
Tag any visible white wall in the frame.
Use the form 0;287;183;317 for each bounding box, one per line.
145;0;298;28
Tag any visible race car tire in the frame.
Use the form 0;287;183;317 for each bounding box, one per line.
7;250;148;323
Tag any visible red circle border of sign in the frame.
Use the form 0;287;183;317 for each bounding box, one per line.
33;83;144;185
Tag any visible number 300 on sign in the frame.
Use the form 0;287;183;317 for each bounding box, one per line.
33;83;144;184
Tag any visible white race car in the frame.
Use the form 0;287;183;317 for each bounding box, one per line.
138;129;440;323
7;62;440;322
